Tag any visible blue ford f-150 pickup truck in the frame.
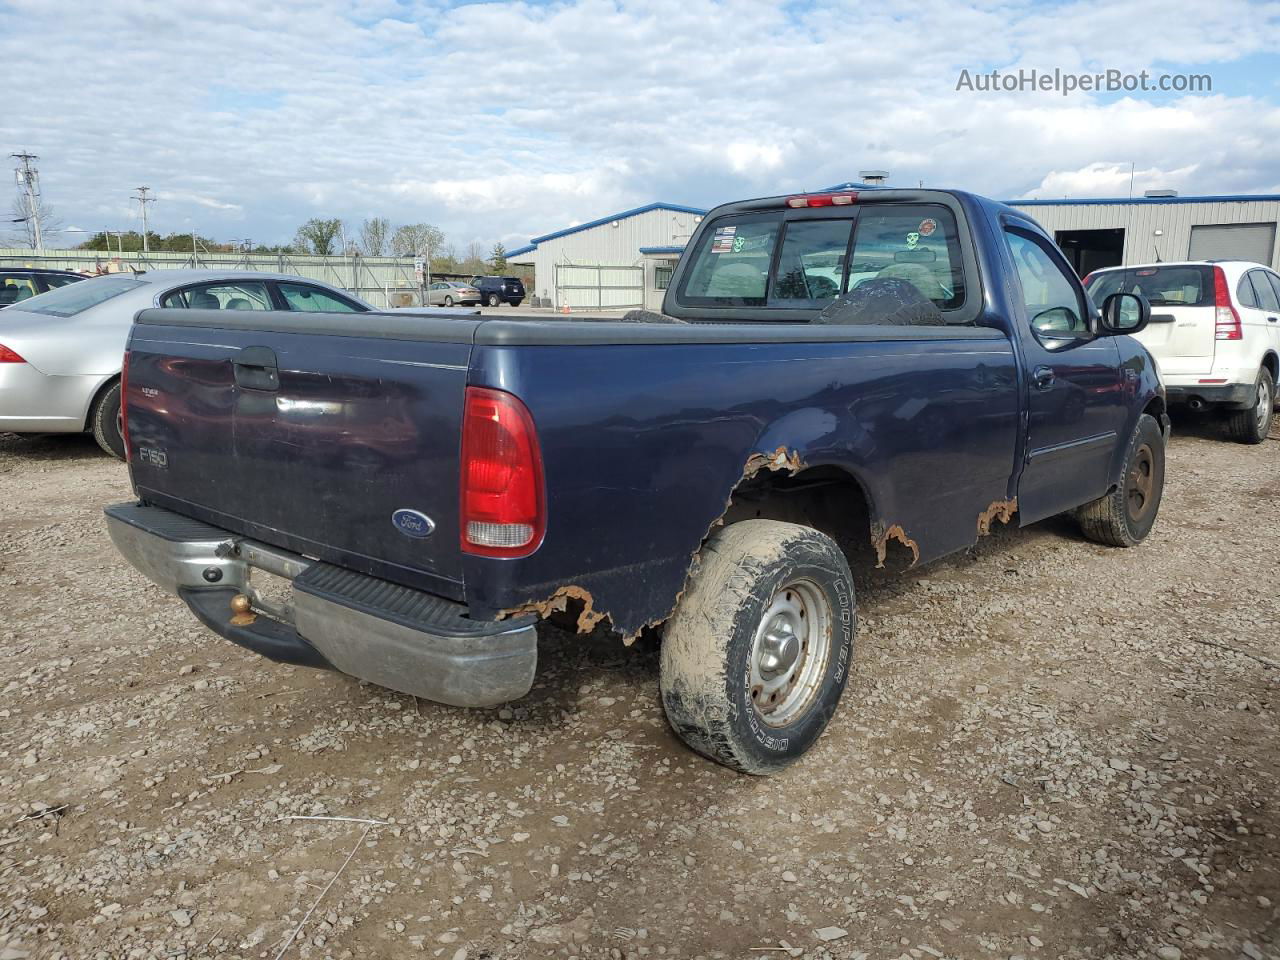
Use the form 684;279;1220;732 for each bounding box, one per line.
106;187;1166;774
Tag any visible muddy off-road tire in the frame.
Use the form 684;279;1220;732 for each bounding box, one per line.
90;380;126;460
1076;413;1165;547
1226;366;1274;445
659;520;856;775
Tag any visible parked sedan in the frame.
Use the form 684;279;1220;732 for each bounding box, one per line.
0;268;84;307
426;280;481;307
0;270;373;459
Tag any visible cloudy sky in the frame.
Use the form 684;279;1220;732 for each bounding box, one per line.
3;0;1279;252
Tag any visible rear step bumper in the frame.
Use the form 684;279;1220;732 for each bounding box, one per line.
104;502;537;707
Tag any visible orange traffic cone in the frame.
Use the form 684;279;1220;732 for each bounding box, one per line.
560;301;571;314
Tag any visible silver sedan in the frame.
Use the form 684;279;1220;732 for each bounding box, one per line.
0;270;379;459
426;280;481;306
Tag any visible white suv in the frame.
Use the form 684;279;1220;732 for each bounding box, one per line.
1085;260;1279;443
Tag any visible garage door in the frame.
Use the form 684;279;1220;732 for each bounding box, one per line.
1188;223;1277;265
553;264;644;309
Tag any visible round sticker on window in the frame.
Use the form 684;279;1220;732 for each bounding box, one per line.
918;218;938;237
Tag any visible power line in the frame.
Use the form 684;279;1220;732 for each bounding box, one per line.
11;152;42;252
132;186;155;253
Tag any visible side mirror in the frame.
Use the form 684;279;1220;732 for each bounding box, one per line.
1098;291;1150;336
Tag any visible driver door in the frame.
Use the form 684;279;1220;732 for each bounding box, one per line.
1004;222;1125;524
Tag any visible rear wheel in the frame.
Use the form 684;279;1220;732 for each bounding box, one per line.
1076;412;1164;547
1226;366;1274;444
659;520;856;775
90;381;126;460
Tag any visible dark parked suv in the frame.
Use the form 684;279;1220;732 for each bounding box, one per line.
470;275;525;307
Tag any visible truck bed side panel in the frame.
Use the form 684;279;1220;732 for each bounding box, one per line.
465;333;1019;635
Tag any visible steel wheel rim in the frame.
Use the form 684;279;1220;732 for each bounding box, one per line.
1256;379;1272;431
748;578;831;727
1126;442;1155;522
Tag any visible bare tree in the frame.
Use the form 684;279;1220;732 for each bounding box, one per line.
462;240;487;275
293;217;344;256
391;223;446;259
9;196;62;248
359;217;390;257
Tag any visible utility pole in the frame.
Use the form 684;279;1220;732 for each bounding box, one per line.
11;152;42;252
132;186;154;252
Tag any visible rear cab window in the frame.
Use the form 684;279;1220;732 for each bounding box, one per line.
674;202;967;316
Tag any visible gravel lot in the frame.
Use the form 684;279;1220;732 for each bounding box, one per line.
0;415;1276;960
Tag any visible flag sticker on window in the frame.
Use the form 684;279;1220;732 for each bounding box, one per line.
711;225;737;253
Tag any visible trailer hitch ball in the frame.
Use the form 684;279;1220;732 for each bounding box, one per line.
229;593;257;626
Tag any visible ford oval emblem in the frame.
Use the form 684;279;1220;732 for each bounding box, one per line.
392;509;435;539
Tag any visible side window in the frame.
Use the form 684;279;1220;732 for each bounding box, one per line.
42;275;82;291
1267;272;1280;313
1248;270;1280;312
163;281;273;310
277;282;363;313
845;205;965;309
1004;228;1088;335
770;220;852;304
0;275;39;306
678;216;781;305
1237;274;1259;308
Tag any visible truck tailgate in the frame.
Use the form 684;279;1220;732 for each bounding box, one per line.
125;310;479;599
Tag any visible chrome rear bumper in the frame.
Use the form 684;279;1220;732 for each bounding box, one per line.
104;502;537;707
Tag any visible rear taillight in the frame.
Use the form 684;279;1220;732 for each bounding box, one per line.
0;344;25;363
786;193;857;208
1081;272;1094;286
120;350;131;461
460;386;545;557
1213;266;1242;341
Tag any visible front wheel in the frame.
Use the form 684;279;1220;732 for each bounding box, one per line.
487;293;501;307
659;520;856;775
443;296;454;307
90;380;126;460
1075;412;1165;547
1226;366;1274;444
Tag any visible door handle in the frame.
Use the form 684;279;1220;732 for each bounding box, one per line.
233;345;280;391
1032;365;1055;390
1268;316;1278;323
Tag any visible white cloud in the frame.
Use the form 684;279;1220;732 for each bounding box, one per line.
1;0;1278;248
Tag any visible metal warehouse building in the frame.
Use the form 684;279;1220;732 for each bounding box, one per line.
1009;192;1280;276
507;202;706;310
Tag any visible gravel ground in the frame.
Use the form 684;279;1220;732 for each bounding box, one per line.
0;415;1276;960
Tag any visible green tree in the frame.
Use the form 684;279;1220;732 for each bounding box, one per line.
490;242;507;272
293;217;344;256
